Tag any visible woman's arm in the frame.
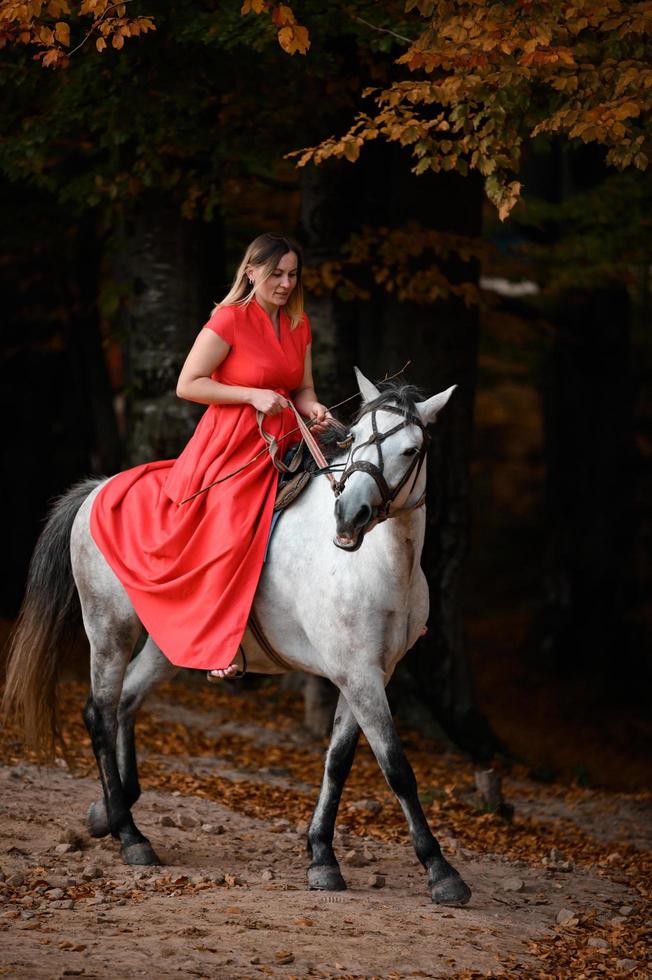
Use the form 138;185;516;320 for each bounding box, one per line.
292;347;332;432
176;328;288;415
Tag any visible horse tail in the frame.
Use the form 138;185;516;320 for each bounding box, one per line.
2;478;102;757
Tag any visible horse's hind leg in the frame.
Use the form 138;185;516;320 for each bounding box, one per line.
340;671;472;906
87;637;178;842
307;692;360;891
73;497;165;865
83;621;163;865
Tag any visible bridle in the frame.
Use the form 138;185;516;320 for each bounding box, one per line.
332;403;430;522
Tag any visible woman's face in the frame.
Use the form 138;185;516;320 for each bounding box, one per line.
250;251;298;309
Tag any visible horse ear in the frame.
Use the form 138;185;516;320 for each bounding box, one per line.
354;366;381;403
416;385;457;425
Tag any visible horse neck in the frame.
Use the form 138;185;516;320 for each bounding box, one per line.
376;454;428;568
374;500;426;581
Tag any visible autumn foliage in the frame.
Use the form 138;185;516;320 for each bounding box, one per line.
0;0;308;69
2;1;649;217
241;0;309;55
303;222;488;306
294;1;652;217
0;0;155;67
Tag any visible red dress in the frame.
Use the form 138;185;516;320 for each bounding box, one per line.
90;300;311;670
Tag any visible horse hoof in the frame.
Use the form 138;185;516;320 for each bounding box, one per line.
430;874;472;906
308;865;347;891
87;801;110;839
121;842;161;866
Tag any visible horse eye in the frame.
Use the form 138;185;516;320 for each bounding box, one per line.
403;447;419;457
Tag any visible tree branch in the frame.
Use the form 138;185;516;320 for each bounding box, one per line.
68;0;137;58
351;15;412;46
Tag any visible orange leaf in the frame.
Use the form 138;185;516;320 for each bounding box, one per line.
277;25;295;53
343;140;360;162
277;23;309;55
272;3;295;27
241;0;266;13
54;21;70;46
96;36;106;51
291;23;309;54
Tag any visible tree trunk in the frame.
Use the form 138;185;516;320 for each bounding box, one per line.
115;199;224;465
0;190;110;614
299;161;359;409
68;218;122;475
535;286;636;691
523;146;639;699
354;148;499;760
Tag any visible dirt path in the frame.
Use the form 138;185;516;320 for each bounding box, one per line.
0;680;650;979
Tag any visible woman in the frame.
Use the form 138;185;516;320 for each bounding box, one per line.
90;233;330;681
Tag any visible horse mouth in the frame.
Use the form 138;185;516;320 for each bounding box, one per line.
334;509;383;552
333;529;366;552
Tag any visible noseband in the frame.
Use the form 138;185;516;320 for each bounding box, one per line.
333;404;430;521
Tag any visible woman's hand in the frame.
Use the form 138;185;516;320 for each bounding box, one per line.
249;389;289;416
304;401;333;435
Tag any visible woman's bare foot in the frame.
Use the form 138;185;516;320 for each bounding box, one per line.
206;649;246;682
207;664;240;681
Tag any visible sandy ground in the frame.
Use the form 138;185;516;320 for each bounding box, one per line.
0;682;650;979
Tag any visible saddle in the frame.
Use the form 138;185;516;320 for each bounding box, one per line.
260;408;349;515
271;428;346;513
272;440;312;513
273;469;311;512
269;416;351;514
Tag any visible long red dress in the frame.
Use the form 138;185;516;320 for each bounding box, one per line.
90;300;311;670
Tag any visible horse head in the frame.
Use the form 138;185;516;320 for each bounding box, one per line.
333;368;456;551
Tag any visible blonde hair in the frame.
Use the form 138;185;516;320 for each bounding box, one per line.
214;233;304;329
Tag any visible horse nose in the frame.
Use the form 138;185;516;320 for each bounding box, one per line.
353;503;371;528
335;496;371;535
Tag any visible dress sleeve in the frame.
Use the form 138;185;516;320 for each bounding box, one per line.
203;306;236;346
303;312;312;347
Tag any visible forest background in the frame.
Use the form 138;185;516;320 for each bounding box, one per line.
1;0;651;791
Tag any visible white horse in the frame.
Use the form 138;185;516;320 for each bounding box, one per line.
3;369;471;906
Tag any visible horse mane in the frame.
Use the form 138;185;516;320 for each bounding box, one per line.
306;421;349;472
353;381;424;422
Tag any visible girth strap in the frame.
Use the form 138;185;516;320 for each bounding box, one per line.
248;608;295;673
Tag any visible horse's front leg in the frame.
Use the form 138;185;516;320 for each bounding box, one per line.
340;669;472;906
307;691;360;891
